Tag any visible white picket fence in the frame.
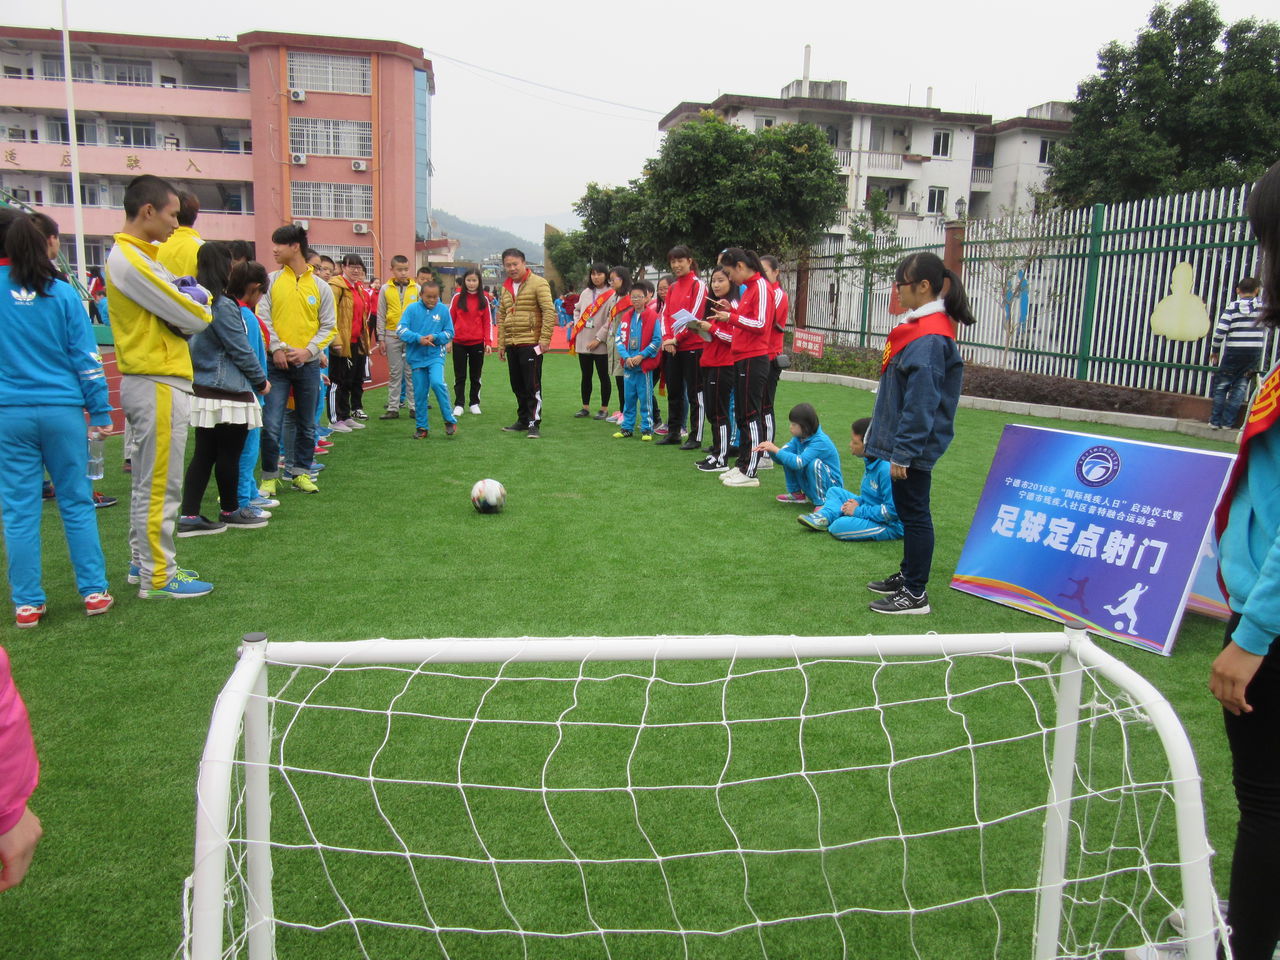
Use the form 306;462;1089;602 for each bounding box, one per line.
793;184;1262;397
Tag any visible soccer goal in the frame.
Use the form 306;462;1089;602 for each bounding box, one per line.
182;629;1225;960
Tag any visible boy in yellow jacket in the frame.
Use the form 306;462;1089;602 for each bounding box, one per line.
105;175;213;598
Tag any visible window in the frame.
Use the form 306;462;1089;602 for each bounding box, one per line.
5;127;27;142
931;130;951;158
868;123;886;152
289;117;373;158
926;186;947;214
50;180;103;206
46;117;98;146
291;181;373;220
754;115;776;131
287;52;371;95
106;121;154;148
9;187;30;202
41;55;93;81
3;66;20;78
823;124;839;147
1039;138;1058;165
102;58;152;86
62;238;105;270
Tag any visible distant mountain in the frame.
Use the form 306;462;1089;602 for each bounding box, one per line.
429;210;544;263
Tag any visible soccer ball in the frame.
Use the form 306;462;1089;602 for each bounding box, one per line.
470;478;506;514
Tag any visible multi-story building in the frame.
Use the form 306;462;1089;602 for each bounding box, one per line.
0;26;433;276
659;75;1070;241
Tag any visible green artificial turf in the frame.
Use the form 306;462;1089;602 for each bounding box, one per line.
0;355;1239;959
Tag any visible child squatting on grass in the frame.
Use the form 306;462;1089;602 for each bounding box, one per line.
752;402;842;506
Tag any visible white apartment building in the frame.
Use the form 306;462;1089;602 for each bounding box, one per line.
659;76;1071;241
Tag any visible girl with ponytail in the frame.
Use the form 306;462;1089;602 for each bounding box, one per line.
862;251;973;616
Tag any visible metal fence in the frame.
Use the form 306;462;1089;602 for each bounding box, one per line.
791;185;1261;397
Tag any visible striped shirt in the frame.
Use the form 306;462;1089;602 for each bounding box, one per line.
1212;296;1266;352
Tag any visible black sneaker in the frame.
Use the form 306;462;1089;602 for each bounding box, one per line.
866;572;906;595
502;422;527;432
527;424;541;439
574;409;592;418
694;456;729;473
379;410;399;420
177;515;227;538
592;410;609;420
869;588;931;615
679;439;701;450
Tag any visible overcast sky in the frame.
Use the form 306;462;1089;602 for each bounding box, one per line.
13;0;1272;242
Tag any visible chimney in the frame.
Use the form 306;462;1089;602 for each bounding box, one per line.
802;44;811;98
926;86;934;108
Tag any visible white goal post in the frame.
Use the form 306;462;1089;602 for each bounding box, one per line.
184;628;1224;960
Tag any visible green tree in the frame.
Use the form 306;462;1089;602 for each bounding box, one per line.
1049;0;1280;206
564;113;845;273
641;113;844;264
543;228;588;295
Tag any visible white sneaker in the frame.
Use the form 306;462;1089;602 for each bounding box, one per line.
723;470;760;487
1124;945;1187;960
329;420;353;433
453;405;463;417
470;404;482;415
343;418;366;430
721;467;744;483
757;455;775;470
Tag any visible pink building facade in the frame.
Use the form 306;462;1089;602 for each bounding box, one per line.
0;26;433;277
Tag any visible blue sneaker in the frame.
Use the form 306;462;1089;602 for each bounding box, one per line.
249;496;280;509
128;564;199;585
798;512;830;531
138;570;214;599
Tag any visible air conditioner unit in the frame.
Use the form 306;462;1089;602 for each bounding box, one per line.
290;153;307;165
352;223;370;235
293;219;309;231
350;159;368;172
288;88;306;102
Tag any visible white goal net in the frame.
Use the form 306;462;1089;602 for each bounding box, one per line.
182;629;1225;960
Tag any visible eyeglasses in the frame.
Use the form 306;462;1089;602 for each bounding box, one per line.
895;281;916;290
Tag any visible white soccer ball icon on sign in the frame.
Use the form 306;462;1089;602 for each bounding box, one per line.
470;478;506;514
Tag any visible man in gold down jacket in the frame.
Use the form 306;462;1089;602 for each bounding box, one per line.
496;248;556;439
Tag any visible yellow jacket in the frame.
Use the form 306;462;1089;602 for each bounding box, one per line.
497;271;556;348
257;265;336;358
378;280;419;338
328;277;375;356
104;233;211;380
155;226;203;279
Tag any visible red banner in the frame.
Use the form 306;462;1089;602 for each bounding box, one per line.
792;329;826;358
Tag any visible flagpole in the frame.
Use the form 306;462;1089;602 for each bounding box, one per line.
61;0;87;291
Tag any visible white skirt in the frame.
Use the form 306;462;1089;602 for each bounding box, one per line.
190;394;262;430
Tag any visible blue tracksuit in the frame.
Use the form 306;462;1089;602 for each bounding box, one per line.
399;299;456;431
0;267;111;605
616;306;661;433
773;427;843;504
817;457;903;541
237;304;268;508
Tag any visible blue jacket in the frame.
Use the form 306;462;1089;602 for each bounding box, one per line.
189;295;267;395
852;457;898;525
773;427;844;491
0;266;111;425
398;300;453;368
615;305;661;365
866;316;964;471
241;303;267;407
1221;423;1280;655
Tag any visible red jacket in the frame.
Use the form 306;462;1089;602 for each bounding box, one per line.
726;273;773;360
0;646;37;836
700;295;735;367
661;273;709;351
450;291;494;347
768;281;789;358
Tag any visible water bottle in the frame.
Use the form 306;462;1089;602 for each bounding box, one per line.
87;433;105;480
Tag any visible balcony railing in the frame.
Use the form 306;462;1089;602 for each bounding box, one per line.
40;139;252;155
33;74;249;93
866;151;905;171
971;167;994;184
834;148;852;168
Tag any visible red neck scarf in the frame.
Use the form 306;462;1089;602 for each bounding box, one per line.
880;311;956;372
1215;361;1280;543
503;270;531;301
